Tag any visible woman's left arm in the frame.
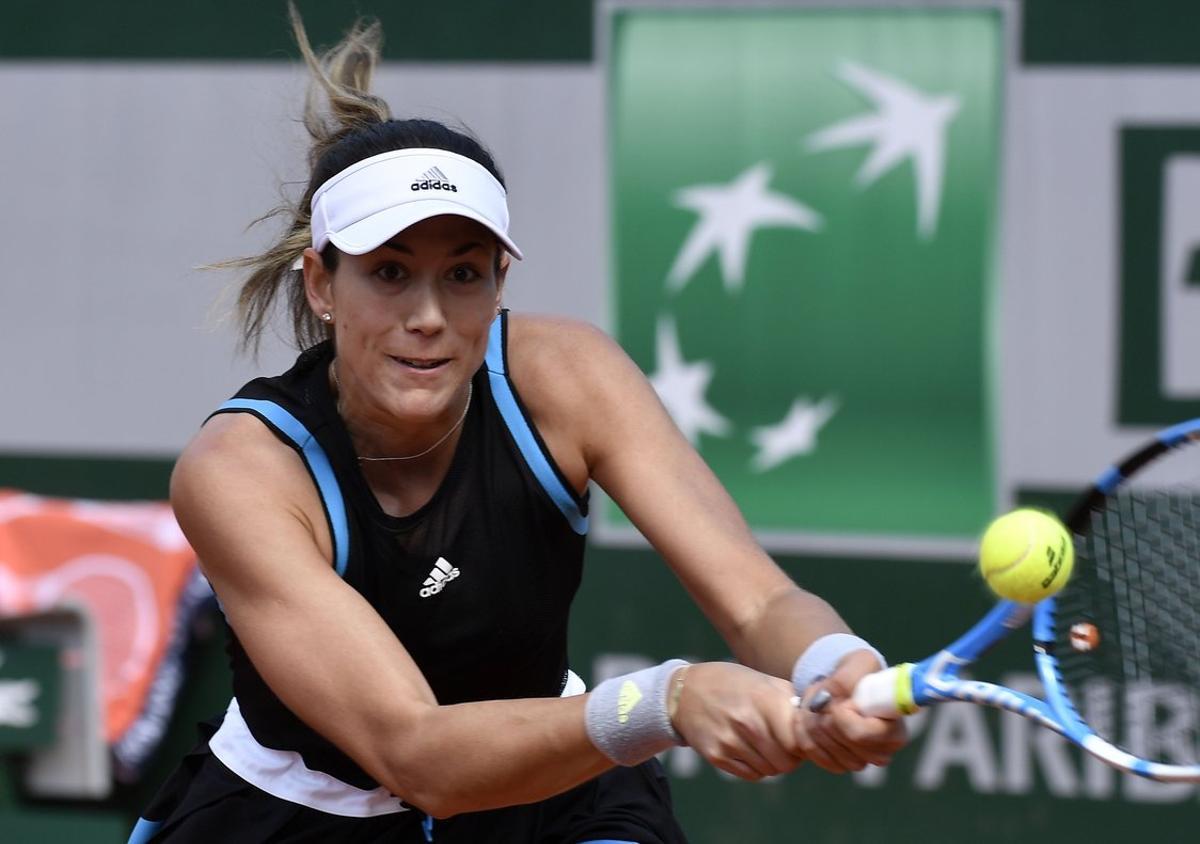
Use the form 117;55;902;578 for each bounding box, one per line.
507;315;907;771
511;316;847;669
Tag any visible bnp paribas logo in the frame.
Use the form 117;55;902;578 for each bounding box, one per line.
607;9;1003;553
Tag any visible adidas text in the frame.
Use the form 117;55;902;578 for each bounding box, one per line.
410;180;458;193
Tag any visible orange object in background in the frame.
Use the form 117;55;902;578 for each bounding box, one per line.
0;490;199;744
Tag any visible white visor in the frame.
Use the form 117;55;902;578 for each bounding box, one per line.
309;147;522;260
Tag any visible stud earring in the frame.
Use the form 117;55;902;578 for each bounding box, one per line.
320;312;333;322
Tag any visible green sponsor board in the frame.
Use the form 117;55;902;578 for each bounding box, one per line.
607;8;1002;545
9;0;1200;66
0;810;128;844
1;0;592;62
1023;0;1200;66
0;641;60;750
0;453;173;501
570;545;1200;843
1118;127;1200;426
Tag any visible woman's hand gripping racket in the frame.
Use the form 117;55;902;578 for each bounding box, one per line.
815;419;1200;782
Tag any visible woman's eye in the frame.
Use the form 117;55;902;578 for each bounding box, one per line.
376;263;405;282
448;265;481;283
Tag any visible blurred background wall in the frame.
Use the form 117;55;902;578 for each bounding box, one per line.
2;0;1200;840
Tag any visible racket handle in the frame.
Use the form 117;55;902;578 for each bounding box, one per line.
851;663;918;718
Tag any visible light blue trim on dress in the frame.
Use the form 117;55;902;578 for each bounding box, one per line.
127;817;162;844
215;398;350;577
485;314;588;535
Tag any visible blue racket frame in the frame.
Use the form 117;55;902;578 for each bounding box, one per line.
905;600;1058;733
899;599;1200;781
894;418;1200;782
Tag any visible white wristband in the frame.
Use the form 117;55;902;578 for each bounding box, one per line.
791;633;886;693
585;659;688;766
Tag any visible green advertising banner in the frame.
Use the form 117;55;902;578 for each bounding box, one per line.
569;546;1200;844
1118;126;1200;426
607;7;1002;550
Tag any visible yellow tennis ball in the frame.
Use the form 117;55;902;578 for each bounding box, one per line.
978;509;1074;603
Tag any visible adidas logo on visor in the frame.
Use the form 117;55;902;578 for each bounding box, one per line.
411;166;458;193
419;556;461;598
308;148;523;260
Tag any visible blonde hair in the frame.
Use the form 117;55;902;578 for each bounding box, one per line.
223;4;507;354
228;3;392;354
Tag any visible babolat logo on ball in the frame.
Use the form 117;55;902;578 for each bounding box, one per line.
411;165;458;193
1041;535;1068;589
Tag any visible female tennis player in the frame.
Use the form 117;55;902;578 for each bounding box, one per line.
131;9;905;843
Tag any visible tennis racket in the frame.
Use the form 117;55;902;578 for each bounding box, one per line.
843;418;1200;782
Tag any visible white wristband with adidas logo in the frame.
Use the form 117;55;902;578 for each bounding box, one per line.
584;659;689;767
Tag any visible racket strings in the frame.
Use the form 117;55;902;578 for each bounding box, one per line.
1055;487;1200;760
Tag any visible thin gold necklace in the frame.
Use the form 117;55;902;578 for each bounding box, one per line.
331;360;472;462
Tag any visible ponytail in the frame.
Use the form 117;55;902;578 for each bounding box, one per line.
227;2;391;354
221;3;506;354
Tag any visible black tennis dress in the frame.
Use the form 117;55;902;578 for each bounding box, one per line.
131;312;687;843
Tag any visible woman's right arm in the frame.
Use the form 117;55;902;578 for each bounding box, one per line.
174;413;615;817
175;415;801;817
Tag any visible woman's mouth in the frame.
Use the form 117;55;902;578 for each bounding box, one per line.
392;356;450;371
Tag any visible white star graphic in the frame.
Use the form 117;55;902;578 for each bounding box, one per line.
648;316;731;445
667;163;823;294
805;61;960;238
749;395;840;472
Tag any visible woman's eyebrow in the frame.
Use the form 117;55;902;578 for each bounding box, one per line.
378;241;485;256
451;241;486;256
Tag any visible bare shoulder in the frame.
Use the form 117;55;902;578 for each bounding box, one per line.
505;314;626;375
505;314;639;402
172;412;304;498
504;313;657;480
171;413;328;571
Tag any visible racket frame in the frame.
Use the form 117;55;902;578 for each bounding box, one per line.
861;418;1200;782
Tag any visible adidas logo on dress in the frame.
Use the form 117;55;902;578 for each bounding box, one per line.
419;556;461;598
410;166;458;193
